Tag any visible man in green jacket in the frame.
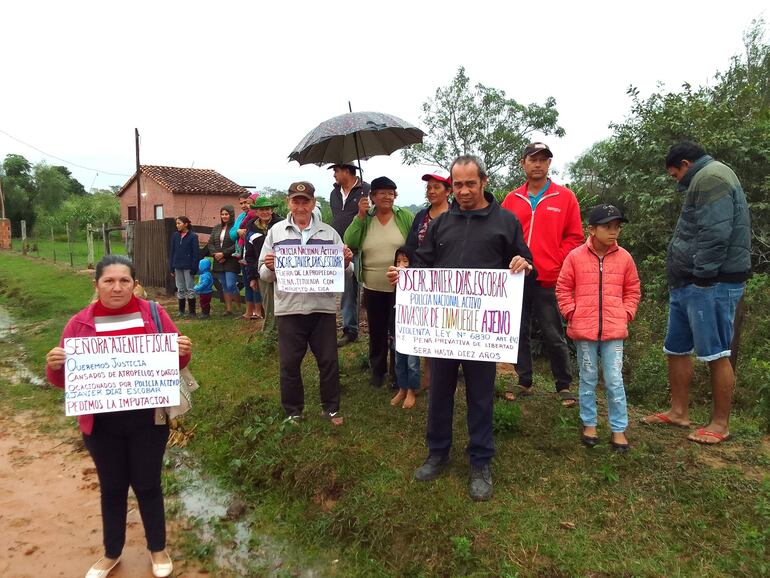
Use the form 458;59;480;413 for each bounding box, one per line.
643;141;751;445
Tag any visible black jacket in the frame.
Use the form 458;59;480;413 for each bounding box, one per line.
330;178;371;238
413;193;535;276
244;213;284;282
208;206;241;274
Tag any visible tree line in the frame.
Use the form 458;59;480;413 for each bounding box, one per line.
0;153;121;237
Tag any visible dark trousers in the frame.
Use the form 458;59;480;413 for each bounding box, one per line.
340;254;360;338
83;409;169;559
364;288;395;378
515;282;572;391
198;293;212;314
276;313;341;416
427;358;496;465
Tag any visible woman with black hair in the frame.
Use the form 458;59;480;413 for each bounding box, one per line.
45;255;192;578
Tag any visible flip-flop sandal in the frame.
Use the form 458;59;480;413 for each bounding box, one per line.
688;428;730;445
639;412;690;428
557;390;577;407
503;385;533;402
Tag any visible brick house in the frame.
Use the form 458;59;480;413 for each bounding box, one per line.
117;165;250;229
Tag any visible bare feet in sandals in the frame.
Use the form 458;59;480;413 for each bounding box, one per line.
640;411;690;428
557;390;577;408
504;385;533;402
687;424;730;444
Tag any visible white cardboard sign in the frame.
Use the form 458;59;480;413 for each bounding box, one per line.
274;244;345;293
394;268;524;363
63;333;180;416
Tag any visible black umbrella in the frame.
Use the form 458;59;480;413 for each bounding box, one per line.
288;111;424;168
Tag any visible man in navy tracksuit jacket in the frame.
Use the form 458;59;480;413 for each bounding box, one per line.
390;155;534;501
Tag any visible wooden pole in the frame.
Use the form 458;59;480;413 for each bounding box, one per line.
66;223;74;267
126;220;135;260
102;223;111;256
20;220;27;255
86;223;95;269
135;128;142;222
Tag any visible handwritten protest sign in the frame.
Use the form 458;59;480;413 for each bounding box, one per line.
63;333;180;416
394;268;524;363
274;244;345;293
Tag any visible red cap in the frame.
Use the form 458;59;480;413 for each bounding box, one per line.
421;173;451;186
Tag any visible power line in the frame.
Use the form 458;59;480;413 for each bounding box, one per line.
0;128;131;177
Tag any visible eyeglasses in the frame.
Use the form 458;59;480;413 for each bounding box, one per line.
375;191;396;197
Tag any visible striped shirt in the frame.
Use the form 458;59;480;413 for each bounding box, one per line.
93;296;146;336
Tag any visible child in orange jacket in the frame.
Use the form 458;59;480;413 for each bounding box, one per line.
556;204;641;452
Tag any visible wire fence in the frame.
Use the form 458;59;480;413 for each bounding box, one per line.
9;223;125;270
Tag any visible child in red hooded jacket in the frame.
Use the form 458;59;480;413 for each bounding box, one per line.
556;205;641;452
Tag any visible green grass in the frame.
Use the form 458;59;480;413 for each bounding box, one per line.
1;251;769;577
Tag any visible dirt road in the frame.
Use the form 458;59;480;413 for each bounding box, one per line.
0;412;210;578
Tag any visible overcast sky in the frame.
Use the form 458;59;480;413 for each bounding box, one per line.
1;1;766;206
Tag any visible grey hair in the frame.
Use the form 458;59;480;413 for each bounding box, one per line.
450;155;488;181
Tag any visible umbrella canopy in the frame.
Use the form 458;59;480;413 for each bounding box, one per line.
288;111;424;166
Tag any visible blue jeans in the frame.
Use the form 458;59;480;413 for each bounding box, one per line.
395;352;420;390
340;254;359;338
216;271;238;295
241;266;261;304
575;340;627;433
664;282;745;361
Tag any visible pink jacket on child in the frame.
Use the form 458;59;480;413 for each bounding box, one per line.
556;237;641;342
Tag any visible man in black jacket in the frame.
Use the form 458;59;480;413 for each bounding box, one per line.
329;163;371;347
388;155;534;501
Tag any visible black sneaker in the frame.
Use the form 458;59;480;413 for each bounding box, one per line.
414;454;449;482
337;334;357;348
468;463;493;501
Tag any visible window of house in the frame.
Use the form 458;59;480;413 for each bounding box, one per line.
127;206;137;221
154;205;164;219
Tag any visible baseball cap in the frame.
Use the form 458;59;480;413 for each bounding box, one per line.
522;142;553;159
287;181;315;199
421;173;451;186
588;204;628;225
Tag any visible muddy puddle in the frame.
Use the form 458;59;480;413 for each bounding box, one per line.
0;305;45;386
169;451;330;577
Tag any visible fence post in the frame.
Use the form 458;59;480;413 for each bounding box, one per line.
51;226;56;263
102;223;111;256
125;221;135;260
86;223;95;269
21;220;27;255
66;223;74;267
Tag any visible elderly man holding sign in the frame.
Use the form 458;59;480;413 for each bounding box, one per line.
259;181;353;426
387;155;534;501
46;255;192;578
